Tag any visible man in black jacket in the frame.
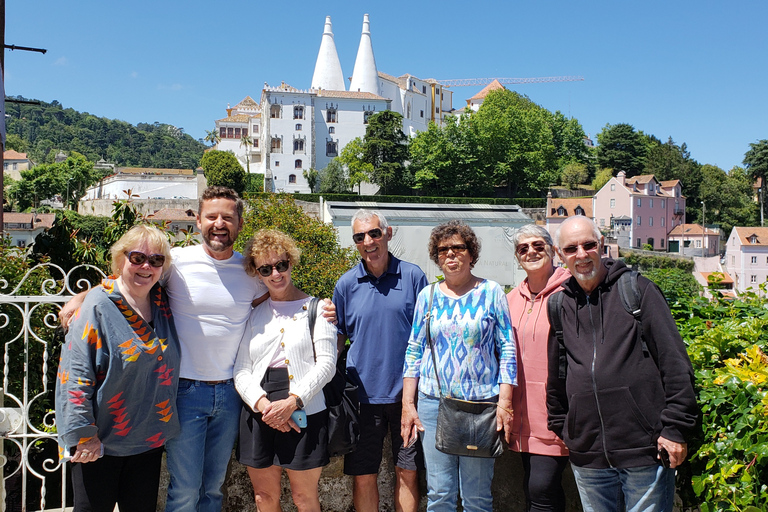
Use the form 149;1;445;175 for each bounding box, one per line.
547;216;698;511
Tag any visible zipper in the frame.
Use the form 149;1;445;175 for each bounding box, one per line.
587;296;613;467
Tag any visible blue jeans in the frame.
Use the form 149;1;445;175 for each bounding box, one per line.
418;393;495;512
571;464;676;512
165;379;242;512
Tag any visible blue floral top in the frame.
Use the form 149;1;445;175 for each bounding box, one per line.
403;279;516;400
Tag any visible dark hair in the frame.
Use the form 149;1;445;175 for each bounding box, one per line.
428;220;481;267
199;186;244;219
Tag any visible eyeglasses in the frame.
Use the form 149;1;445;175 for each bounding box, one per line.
256;260;290;277
516;241;548;256
560;241;599;255
352;228;384;244
125;251;166;268
437;244;468;255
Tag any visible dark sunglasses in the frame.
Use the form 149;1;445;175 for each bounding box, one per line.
352;228;384;244
437;244;468;255
125;251;166;268
561;241;599;255
517;241;548;256
257;259;290;277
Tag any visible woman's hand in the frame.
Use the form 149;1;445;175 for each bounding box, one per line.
400;401;424;449
261;397;300;433
497;384;514;444
70;436;103;464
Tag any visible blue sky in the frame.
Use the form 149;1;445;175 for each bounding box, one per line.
5;1;767;172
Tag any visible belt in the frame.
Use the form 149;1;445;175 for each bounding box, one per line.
180;378;231;385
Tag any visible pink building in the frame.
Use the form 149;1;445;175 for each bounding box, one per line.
593;171;686;250
724;227;768;295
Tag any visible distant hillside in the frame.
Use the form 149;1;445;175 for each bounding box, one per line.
4;96;206;169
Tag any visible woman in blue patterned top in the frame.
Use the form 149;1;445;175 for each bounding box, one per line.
402;220;516;511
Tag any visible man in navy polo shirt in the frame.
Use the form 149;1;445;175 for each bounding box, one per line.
333;209;428;512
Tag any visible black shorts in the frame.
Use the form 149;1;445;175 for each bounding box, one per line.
236;367;329;471
344;401;424;475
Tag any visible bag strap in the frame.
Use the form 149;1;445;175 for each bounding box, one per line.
617;271;650;358
547;290;567;379
425;283;444;397
308;297;321;362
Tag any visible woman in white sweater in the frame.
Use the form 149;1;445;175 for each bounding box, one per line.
234;229;337;512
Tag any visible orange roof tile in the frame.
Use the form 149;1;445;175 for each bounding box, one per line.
700;271;734;285
668;224;718;236
469;79;506;101
3;150;28;160
733;226;768;246
217;114;254;123
3;212;55;229
234;96;259;109
547;197;593;219
146;208;198;222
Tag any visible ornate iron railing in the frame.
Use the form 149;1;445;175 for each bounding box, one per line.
0;264;105;512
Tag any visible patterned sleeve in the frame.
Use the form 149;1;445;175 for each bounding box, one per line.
54;295;108;449
492;282;517;386
403;285;430;379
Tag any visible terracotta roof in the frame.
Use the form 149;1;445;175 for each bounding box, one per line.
624;174;657;185
217;114;254;123
3;150;28;160
668;224;718;236
3;212;56;230
547;197;593;219
733;226;768;246
234;96;259;109
316;90;387;100
660;180;680;188
700;271;734;285
469;79;506;101
146;208;198;222
378;72;409;90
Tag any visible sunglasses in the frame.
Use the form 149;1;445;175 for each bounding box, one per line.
352;228;384;244
560;241;599;255
517;241;548;256
125;251;166;268
256;260;290;277
437;244;468;255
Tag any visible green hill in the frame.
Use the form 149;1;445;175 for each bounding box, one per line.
4;96;206;169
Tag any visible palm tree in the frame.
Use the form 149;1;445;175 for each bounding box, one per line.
240;134;253;174
204;128;220;148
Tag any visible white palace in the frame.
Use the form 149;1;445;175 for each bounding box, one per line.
214;14;457;193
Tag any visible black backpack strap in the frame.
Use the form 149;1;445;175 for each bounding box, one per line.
308;297;321;362
547;290;567;379
617;271;650;357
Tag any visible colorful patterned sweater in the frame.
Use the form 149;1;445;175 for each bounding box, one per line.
403;279;517;400
54;278;180;458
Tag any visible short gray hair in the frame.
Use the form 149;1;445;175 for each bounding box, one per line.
351;209;389;230
512;224;554;250
554;216;601;248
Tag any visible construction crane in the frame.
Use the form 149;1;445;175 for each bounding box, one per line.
436;76;584;87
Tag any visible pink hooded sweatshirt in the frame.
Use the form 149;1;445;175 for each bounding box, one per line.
506;266;570;456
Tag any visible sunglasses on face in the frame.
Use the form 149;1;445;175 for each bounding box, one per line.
352;228;384;244
125;251;166;268
560;241;599;255
256;259;290;277
437;244;468;255
517;241;548;256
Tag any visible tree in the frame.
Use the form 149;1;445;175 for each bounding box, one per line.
5;133;27;152
236;194;358;298
239;134;253;173
338;137;373;194
319;159;351;193
560;162;589;189
596;123;646;177
302;168;319;193
204;127;220;147
699;165;758;235
361;111;410;195
200;150;247;195
744;139;768;220
643;136;702;221
10;152;98;210
592;168;614;191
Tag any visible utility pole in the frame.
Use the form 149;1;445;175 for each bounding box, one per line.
1;0;6;236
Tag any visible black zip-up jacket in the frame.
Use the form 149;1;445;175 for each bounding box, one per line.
546;259;698;469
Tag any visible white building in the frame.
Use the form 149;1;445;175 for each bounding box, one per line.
213;14;456;193
82;167;205;201
724;226;768;295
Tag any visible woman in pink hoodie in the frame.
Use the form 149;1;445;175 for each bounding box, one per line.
506;224;571;512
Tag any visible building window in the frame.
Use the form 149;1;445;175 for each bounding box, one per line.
253;139;259;148
649;198;653;208
752;256;758;264
751;275;757;284
295;124;302;131
243;128;248;137
363;110;373;124
696;240;701;248
275;161;280;167
637;238;641;248
271;137;282;152
219;127;226;138
647;238;654;248
227;127;234;138
420;110;424;118
661;239;665;248
610;198;616;208
649;217;653;226
293;139;305;153
270;105;281;118
329;127;335;134
557;206;566;216
661;217;665;227
732;255;735;265
661;199;665;208
294;160;302;169
407;103;411;119
637;198;642;207
327;108;337;123
575;206;585;216
749;235;759;244
422;85;426;94
637;216;641;226
600;219;605;226
326;141;338;157
610;183;615;191
253;125;259;134
294;106;304;119
288;174;297;184
234;128;241;139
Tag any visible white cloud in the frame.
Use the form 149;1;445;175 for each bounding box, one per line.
54;57;68;66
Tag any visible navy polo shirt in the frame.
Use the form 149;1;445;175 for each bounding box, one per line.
333;254;428;404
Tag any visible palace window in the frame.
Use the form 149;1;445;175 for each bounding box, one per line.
271;137;282;152
752;256;757;264
294;160;302;169
327;108;337;123
293;139;305;153
751;275;758;284
326;141;338;157
227;127;234;138
649;217;653;226
329;127;335;134
295;124;302;131
294;106;304;119
637;198;642;207
289;174;297;183
270;105;281;119
611;183;615;191
219;127;226;138
363;110;373;124
234;128;241;139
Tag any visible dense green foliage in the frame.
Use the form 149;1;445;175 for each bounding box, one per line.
236;194;358;299
319;159;352;193
200;150;247;195
361;111;410;195
10;152;102;211
642;267;703;303
560;162;589;189
596;123;647;177
5;96;206;168
698;165;758;235
744;139;768;221
244;192;546;208
621;250;696;272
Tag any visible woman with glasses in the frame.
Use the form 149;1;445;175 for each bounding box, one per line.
233;229;337;512
506;224;571;512
402;220;516;511
55;225;179;512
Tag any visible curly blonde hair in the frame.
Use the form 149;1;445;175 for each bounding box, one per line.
243;229;302;277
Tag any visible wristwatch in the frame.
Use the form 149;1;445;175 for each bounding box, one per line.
293;395;304;409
